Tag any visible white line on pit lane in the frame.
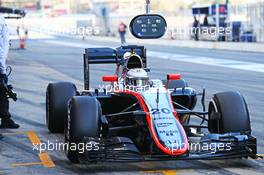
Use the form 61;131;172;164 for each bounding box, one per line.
148;51;264;73
43;40;264;73
44;40;106;48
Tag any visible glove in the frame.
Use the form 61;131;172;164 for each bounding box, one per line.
0;74;8;84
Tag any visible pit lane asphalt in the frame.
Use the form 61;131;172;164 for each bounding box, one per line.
0;37;263;175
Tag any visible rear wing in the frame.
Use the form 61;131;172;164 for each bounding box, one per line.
83;45;146;90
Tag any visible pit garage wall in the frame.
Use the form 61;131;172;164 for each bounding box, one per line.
229;1;264;42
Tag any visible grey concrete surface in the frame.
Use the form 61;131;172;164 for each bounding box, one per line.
0;37;263;175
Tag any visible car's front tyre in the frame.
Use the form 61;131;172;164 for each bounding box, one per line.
65;96;102;163
208;91;251;135
46;82;76;133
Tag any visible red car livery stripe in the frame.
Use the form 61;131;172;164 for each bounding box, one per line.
117;90;189;156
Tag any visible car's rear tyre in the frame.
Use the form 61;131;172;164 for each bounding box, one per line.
208;91;251;135
65;96;102;163
163;79;188;89
46;82;76;133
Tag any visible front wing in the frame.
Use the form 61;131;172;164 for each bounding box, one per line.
78;133;261;162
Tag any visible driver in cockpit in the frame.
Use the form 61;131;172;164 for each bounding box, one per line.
126;68;149;87
117;51;150;88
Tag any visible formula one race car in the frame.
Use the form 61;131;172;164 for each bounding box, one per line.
46;1;260;163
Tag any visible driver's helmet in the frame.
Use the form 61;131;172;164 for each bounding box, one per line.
123;52;144;70
126;68;149;87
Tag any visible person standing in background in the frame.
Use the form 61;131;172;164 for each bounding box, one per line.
192;16;200;41
203;15;209;26
118;22;127;45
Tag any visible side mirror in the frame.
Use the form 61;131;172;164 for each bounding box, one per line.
167;74;181;81
102;75;118;82
130;14;167;39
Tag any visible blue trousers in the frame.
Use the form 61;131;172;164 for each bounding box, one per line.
119;32;126;45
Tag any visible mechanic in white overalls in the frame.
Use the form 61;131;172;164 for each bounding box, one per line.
0;15;19;129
